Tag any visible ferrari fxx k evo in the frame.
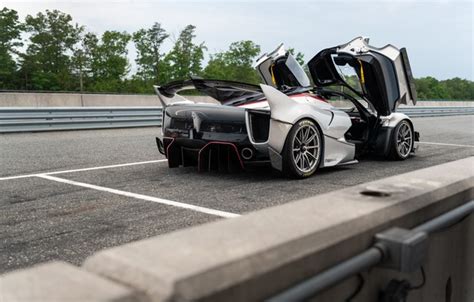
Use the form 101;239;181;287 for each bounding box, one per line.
155;37;419;178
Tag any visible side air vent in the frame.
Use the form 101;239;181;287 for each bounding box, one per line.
247;110;270;143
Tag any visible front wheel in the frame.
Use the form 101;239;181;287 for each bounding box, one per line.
388;120;414;160
282;119;323;178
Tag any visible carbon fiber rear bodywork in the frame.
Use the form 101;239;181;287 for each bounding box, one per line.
158;103;270;171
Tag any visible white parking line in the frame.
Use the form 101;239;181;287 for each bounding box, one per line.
0;159;168;181
419;141;474;148
36;174;240;218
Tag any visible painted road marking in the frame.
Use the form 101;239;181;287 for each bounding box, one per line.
419;141;474;148
36;174;240;218
0;159;168;181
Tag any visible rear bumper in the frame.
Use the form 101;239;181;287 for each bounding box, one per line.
413;131;420;152
156;137;269;171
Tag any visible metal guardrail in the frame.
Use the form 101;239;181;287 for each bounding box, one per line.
398;106;474;117
0;107;163;133
0;106;473;133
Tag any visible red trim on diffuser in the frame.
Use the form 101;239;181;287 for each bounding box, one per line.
197;141;244;172
163;137;175;159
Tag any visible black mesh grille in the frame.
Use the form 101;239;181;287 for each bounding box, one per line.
170;118;192;130
200;121;245;134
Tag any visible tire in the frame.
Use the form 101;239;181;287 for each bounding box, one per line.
282;119;323;178
388;120;414;160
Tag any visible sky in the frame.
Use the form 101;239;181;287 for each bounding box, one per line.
3;0;473;80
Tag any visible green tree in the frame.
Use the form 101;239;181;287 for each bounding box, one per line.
203;40;261;84
71;33;92;92
415;77;442;99
441;77;472;100
0;7;23;89
71;47;86;92
83;30;131;92
132;22;169;84
21;9;83;90
164;25;206;81
413;77;474;100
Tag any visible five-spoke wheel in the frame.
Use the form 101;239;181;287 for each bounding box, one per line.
282;119;322;178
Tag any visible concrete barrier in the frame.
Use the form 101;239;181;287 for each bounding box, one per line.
0;92;83;107
0;92;217;107
82;157;474;302
0;91;471;107
1;157;473;301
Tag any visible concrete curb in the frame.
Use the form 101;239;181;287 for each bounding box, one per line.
0;261;146;302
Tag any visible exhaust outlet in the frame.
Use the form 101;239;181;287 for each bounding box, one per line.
241;147;254;160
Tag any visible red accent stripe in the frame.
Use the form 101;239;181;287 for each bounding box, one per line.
289;93;328;103
164;137;175;159
236;93;327;107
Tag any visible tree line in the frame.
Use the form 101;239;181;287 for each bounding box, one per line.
0;7;472;100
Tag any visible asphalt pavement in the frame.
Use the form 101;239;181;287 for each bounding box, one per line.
1;115;473;273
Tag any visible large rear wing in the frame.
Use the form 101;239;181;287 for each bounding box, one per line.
153;81;195;108
154;78;263;107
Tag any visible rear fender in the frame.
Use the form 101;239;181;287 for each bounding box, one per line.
376;113;418;155
380;112;411;128
260;84;356;169
260;84;332;154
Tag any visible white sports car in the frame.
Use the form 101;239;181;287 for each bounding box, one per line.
155;37;419;178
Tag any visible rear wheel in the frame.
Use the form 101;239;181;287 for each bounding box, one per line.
388;120;413;160
282;119;322;178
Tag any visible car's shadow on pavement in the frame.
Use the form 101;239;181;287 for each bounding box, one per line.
152;153;425;188
161;162;356;183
